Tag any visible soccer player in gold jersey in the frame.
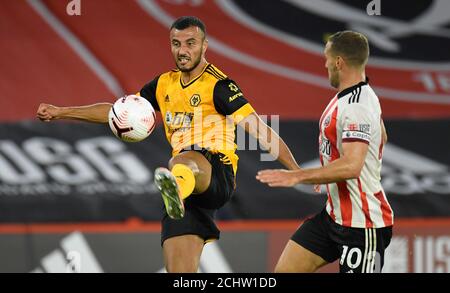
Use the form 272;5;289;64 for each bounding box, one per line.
37;16;299;272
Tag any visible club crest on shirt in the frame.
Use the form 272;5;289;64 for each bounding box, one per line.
323;115;331;128
190;94;201;107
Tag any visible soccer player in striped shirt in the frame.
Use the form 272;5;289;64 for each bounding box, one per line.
257;31;393;273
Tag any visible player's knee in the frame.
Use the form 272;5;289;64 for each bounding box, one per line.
169;154;199;170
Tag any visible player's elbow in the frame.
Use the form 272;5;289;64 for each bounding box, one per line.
346;162;364;179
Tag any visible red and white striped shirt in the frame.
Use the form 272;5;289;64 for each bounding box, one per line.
319;80;394;228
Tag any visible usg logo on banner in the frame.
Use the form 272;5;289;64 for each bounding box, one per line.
0;137;155;196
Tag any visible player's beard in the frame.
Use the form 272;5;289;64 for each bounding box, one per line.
176;53;202;73
329;65;340;88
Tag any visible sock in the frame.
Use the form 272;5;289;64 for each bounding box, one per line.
171;164;195;200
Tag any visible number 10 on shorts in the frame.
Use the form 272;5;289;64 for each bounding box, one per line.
340;245;381;273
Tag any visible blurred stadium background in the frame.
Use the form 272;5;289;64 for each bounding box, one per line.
1;0;449;272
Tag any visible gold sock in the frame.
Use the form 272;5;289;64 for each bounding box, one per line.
171;164;195;200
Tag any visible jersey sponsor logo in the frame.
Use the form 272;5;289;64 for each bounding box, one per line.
229;92;243;103
169;112;193;132
189;94;201;107
343;130;371;142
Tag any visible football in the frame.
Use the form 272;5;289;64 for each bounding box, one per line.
108;95;156;142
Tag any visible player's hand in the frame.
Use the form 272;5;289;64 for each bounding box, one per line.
256;169;300;187
36;103;60;122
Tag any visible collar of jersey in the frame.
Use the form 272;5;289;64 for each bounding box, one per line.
337;77;369;99
179;63;210;89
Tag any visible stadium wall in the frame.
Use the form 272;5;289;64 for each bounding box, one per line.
0;219;448;273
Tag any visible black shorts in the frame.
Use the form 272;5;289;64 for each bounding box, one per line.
291;209;393;273
161;148;235;245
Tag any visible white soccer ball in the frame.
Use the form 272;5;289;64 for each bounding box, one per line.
108;95;156;142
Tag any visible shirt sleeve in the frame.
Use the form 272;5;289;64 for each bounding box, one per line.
213;79;255;124
341;104;374;145
137;75;160;112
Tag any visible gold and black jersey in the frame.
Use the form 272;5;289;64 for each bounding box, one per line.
139;63;255;174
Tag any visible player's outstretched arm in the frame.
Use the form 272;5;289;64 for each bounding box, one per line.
36;102;112;123
256;141;368;187
238;112;299;170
